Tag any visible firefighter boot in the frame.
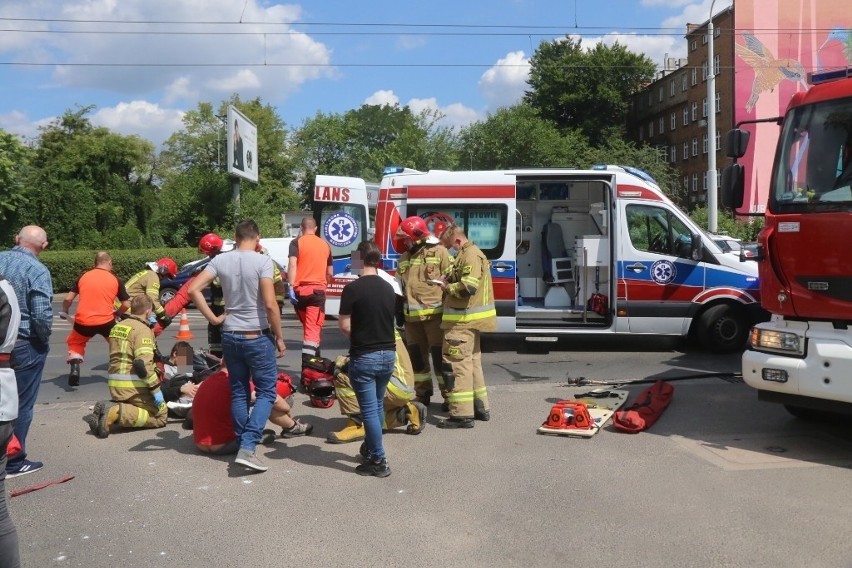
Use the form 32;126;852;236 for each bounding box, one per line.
84;401;119;439
437;417;474;429
405;401;427;435
68;360;81;387
474;399;491;422
326;415;365;444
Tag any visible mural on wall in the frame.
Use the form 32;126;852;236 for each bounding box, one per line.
734;0;851;214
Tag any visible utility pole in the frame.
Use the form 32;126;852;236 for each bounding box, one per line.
707;0;718;232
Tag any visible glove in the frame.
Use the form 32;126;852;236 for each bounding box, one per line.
288;288;298;306
152;389;166;413
156;312;172;328
147;314;157;327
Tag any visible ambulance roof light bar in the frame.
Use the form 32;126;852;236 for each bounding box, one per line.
808;67;852;86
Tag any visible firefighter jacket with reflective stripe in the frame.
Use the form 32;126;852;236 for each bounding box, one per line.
441;241;496;332
125;269;165;315
397;241;452;322
107;315;159;390
272;262;285;305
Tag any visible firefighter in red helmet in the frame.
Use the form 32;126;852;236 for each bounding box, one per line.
394;215;453;409
124;257;177;331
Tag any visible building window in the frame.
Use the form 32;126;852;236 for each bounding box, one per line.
702;97;708;118
714;54;720;76
715;129;721;151
715;92;721;113
691;67;697;86
681;74;687;92
703;172;708;191
648;122;653;137
683;107;689;126
702;61;708;81
691;102;698;121
660;145;668;162
659;87;664;102
703;133;708;154
684;176;690;192
683;142;689;160
659;117;665;134
670;145;677;163
702;34;708;45
692;173;698;192
692;137;698;157
715;27;721;38
691;40;697;51
670;112;676;130
670;80;675;96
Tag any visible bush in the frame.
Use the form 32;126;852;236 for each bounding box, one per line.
39;248;200;293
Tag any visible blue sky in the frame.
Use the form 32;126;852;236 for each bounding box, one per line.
0;0;731;146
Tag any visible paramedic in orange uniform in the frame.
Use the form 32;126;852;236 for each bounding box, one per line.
63;251;130;387
287;217;333;367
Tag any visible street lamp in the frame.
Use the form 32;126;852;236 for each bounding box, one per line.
707;0;718;232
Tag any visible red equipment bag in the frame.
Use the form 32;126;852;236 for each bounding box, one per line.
276;372;295;399
587;293;609;316
542;400;594;431
613;380;674;433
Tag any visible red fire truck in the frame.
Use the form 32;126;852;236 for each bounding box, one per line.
722;67;852;416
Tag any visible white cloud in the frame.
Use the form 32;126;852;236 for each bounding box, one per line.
0;110;43;141
478;51;531;110
208;69;262;93
572;32;681;68
91;101;185;146
163;77;198;105
364;90;400;107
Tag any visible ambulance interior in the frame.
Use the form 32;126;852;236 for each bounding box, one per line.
515;178;611;327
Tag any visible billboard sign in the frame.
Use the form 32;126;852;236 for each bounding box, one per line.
226;105;258;183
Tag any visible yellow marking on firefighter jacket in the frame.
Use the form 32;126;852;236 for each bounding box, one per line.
441;242;496;331
124;269;165;314
108;315;159;389
397;241;452;322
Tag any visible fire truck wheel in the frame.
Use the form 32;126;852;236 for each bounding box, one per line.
696;303;748;353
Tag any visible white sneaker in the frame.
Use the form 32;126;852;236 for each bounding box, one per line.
234;449;268;472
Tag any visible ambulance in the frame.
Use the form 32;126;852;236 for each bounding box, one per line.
313;166;765;351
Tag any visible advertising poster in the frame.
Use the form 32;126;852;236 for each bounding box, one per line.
226;105;259;183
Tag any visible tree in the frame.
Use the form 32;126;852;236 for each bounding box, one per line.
459;104;589;169
689;206;764;240
584;138;683;202
0;129;33;243
525;37;656;145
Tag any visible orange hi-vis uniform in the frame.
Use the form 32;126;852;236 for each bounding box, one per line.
289;234;332;360
67;268;129;362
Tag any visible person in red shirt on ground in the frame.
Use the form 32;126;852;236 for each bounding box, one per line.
62;251;130;387
192;361;313;455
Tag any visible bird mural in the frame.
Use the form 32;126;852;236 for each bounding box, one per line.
736;32;807;113
816;26;851;72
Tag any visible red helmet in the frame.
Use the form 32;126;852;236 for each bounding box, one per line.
198;233;224;256
154;258;177;278
396;216;429;241
432;220;448;239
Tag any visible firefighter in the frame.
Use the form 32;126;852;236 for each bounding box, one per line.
328;329;427;443
394;216;453;409
256;244;287;313
287;217;333;370
435;225;496;429
124;257;178;330
83;295;168;438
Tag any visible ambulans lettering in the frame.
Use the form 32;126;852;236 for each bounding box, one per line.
314;186;351;202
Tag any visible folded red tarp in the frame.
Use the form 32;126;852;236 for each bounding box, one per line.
613;380;674;433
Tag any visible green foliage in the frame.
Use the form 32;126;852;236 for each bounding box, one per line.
525;37;657;145
40;248;200;293
688;206;764;241
584;138;683;201
0;130;33;242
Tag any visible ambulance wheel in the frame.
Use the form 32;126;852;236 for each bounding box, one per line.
696;303;748;353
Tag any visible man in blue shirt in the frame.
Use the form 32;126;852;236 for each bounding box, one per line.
0;225;53;478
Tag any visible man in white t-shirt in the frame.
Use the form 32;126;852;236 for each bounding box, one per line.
189;220;285;473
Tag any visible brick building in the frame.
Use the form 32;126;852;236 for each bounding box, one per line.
627;6;734;209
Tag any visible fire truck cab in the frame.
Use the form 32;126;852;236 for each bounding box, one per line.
314;166;764;351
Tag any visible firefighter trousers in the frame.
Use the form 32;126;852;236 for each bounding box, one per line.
108;385;168;430
405;318;446;402
442;327;489;419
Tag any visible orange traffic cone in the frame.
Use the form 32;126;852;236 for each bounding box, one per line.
175;309;194;340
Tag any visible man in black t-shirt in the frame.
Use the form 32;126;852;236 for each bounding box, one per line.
338;241;396;478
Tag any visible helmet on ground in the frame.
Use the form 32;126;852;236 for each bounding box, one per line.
198;233;224;256
308;379;335;408
153;258;178;278
396;216;429;241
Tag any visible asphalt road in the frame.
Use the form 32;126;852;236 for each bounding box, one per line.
7;305;852;567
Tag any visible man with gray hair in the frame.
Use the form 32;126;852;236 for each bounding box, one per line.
0;225;53;478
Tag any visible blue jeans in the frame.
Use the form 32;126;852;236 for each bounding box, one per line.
6;339;49;472
349;350;394;461
221;332;278;452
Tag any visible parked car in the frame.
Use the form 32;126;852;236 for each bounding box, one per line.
158;257;210;305
710;235;742;255
741;242;758;259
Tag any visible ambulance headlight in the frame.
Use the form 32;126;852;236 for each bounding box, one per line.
749;328;804;356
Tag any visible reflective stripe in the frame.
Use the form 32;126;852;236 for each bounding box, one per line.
336;387;357;399
133;407;149;427
406;305;443;318
473;386;488;398
442;304;497;323
107;376;148;388
447;390;474;403
389;374;414;395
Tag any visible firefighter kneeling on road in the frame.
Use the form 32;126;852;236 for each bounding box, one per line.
83;295;168;438
328;329;427;443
